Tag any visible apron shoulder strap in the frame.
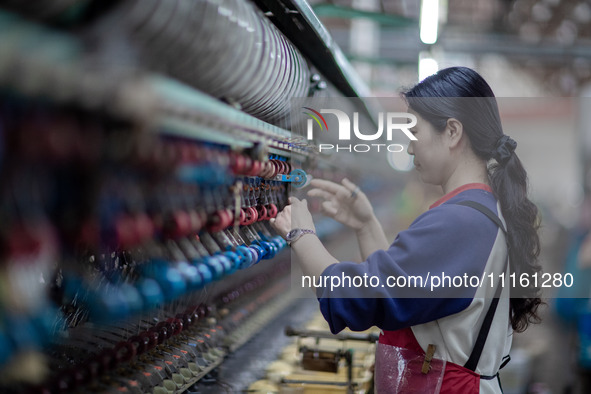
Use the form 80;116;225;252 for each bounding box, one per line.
453;200;509;372
454;200;507;234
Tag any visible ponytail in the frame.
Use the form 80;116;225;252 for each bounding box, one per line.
404;66;543;332
490;152;542;332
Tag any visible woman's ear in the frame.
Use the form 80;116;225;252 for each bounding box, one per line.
445;118;464;149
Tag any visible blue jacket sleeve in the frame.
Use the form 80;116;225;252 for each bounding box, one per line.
317;203;499;334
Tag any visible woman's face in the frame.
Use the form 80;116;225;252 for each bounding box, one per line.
406;110;452;186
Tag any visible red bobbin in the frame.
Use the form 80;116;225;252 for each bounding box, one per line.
114;341;136;363
114;214;138;247
256;205;267;221
266;204;278;218
135;213;155;242
206;209;231;232
246;206;258;225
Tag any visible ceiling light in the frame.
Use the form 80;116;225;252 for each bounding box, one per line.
418;54;438;81
420;0;439;44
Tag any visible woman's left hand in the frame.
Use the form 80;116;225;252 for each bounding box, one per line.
307;178;375;230
270;197;315;239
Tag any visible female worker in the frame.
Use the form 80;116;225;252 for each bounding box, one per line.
270;66;542;393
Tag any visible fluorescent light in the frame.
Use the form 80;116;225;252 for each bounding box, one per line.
418;56;438;81
420;0;439;44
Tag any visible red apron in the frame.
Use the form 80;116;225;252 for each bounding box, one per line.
377;328;481;393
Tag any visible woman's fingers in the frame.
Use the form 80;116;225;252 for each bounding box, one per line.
307;188;334;201
321;201;338;216
311;179;355;200
310;179;345;194
341;178;359;192
270;204;292;235
289;196;308;206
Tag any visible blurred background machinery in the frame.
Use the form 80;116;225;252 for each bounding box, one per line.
0;0;387;393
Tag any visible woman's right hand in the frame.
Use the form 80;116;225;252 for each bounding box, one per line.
307;178;375;230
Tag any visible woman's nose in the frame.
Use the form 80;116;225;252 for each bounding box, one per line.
407;142;414;155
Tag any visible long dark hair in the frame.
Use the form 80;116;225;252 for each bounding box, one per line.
404;66;542;332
